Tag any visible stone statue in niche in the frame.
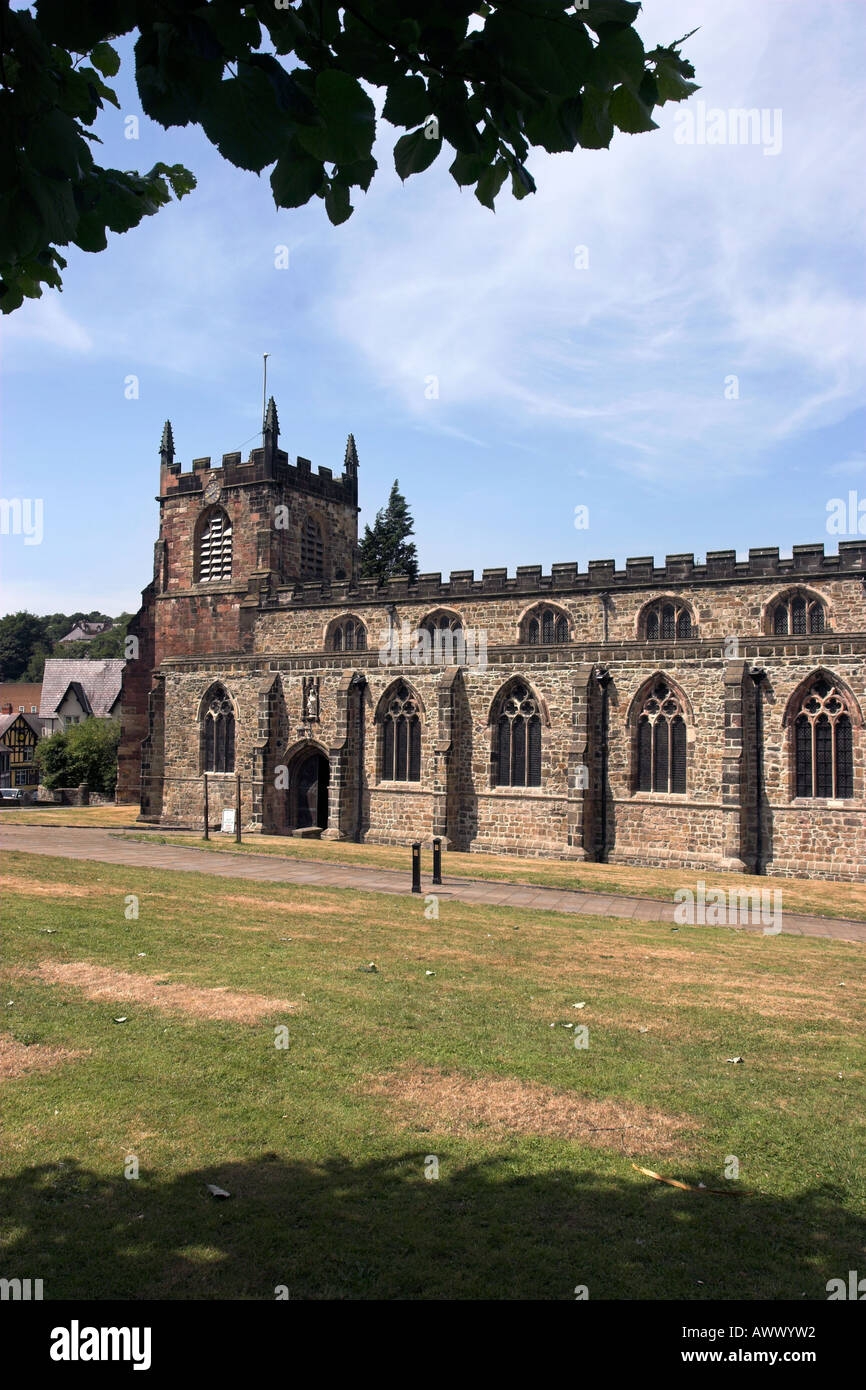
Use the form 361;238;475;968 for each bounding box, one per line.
302;676;320;722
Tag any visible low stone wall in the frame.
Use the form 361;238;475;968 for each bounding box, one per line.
36;784;115;807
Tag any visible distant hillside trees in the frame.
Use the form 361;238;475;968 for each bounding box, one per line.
0;611;132;681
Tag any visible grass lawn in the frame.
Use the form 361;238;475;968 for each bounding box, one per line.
1;848;864;1300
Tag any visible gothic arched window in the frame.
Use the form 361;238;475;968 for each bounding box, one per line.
522;605;570;646
196;508;232;583
641;599;693;641
301;516;324;579
330;616;367;652
381;682;421;782
635;679;687;793
493;681;542;787
202;687;235;773
421;610;463;637
770;592;826;636
421;610;464;660
793;675;854;798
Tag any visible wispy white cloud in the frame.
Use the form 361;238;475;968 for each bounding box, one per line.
322;0;866;481
4;296;93;356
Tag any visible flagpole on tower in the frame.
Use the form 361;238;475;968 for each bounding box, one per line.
261;353;270;444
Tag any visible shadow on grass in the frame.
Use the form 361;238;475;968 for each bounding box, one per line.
2;1151;863;1301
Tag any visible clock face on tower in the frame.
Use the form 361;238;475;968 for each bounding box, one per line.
203;476;221;504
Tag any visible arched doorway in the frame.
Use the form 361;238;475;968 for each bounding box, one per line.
292;748;330;832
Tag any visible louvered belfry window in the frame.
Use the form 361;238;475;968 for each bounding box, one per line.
771;592;826;636
202;688;235;773
642;599;692;641
495;682;542;787
381;682;421;782
524;606;569;645
301;516;324;578
197;509;232;582
636;680;687;793
793;676;854;798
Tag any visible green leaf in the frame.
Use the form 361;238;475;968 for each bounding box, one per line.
483;9;592;100
578;88;613;148
649;45;701;103
90;42;120;78
270;148;326;208
324;178;353;226
449;150;489;187
592;25;646;91
610;84;658;133
199;64;286;172
524;98;578;155
383;75;429;129
296;70;376;165
582;0;641;33
393;125;442;181
474;157;508;210
248;54;316;122
436;78;484;155
151;163;197;199
72;214;109;253
26;110;90;179
338;156;377;191
509;158;536;200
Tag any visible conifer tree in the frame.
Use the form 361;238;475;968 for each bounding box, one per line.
359;480;419;584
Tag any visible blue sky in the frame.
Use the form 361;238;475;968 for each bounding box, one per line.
3;0;865;615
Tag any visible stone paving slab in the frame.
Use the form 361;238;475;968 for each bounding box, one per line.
2;826;865;944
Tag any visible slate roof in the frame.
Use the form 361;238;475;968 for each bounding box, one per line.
39;659;125;719
58;620;114;643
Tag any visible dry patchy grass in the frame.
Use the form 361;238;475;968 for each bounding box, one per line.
13;960;297;1024
0;1032;86;1080
368;1065;696;1158
0;874;101;898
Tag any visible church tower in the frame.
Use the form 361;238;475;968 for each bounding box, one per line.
116;402;360;801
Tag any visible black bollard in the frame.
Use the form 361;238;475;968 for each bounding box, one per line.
411;841;421;893
432;837;442;886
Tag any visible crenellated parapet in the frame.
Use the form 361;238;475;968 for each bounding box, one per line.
279;541;866;607
159;409;357;508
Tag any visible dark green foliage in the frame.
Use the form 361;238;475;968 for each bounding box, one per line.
35;716;120;792
0;611;49;681
359;480;419;584
0;2;698;310
0;611;130;681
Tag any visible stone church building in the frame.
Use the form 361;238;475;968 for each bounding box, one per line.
117;402;866;882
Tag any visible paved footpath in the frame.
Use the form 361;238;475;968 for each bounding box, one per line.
2;825;865;944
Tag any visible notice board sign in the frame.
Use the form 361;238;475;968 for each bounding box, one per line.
220;809;236;835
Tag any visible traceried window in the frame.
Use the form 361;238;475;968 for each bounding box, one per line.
331;617;367;652
523;605;569;646
202;687;235;773
635;679;687;793
301;516;324;579
421;610;464;637
642;599;693;641
421;610;465;660
771;592;826;636
793;676;853;799
381;682;421;782
197;508;232;583
494;681;542;787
